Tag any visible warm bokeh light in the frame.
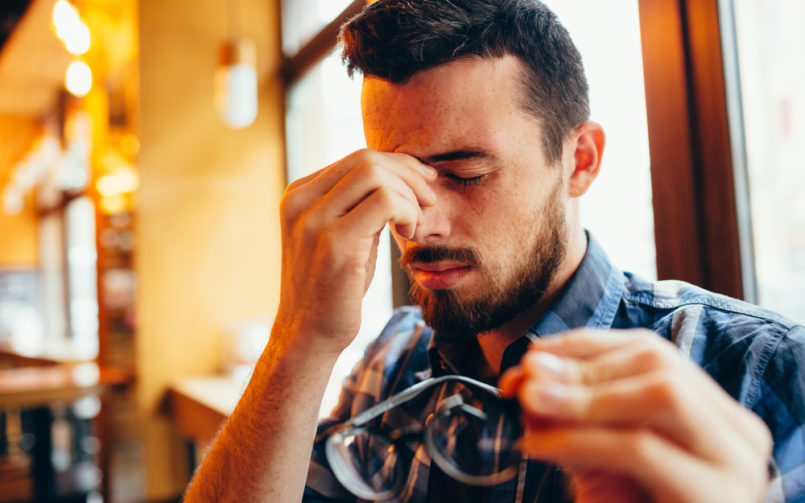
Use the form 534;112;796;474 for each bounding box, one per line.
98;195;127;214
120;134;140;158
96;170;139;197
215;39;258;129
2;188;24;215
64;21;91;55
52;0;79;32
65;60;92;96
52;0;90;55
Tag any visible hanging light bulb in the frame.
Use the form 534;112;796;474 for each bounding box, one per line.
66;60;92;97
214;37;258;129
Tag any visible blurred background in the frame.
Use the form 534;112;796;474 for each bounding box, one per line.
0;0;802;501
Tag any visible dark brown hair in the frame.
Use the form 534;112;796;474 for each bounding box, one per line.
341;0;590;163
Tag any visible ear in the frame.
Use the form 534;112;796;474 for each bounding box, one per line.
567;121;605;198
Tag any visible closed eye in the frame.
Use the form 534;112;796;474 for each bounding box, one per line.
445;173;486;187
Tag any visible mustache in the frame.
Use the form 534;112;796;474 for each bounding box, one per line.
401;245;481;267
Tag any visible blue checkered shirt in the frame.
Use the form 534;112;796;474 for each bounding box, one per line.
304;236;805;502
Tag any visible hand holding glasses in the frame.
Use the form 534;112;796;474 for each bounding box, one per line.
319;375;523;501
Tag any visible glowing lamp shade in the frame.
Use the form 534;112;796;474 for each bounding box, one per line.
214;38;258;129
66;61;92;97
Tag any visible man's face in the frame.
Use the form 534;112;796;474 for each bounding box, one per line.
361;56;570;337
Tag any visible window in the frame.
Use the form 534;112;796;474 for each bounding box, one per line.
543;0;656;280
285;49;364;183
731;0;805;322
281;0;355;55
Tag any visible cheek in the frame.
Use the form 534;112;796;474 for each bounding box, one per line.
459;195;525;259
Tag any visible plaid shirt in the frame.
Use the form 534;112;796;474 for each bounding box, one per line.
304;236;805;502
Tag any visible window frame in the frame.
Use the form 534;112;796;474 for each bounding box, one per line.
637;0;752;301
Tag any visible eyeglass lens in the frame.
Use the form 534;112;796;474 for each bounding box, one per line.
425;393;521;484
327;385;521;499
329;428;405;499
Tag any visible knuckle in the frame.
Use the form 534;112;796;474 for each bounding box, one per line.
649;369;686;409
626;429;658;462
298;210;322;239
279;192;298;219
357;148;382;165
355;159;385;182
636;343;676;370
344;147;372;165
639;334;683;367
285;177;305;192
372;187;396;208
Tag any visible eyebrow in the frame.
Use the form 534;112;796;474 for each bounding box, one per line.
420;149;494;165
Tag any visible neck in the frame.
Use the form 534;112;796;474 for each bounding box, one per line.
476;228;587;375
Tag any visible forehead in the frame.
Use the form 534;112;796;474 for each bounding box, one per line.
360;55;541;156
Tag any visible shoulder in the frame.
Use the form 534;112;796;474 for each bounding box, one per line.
621;273;797;342
620;273;802;405
756;324;805;421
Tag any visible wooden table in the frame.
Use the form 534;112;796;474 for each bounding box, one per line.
167;376;244;446
0;363;131;408
167;375;246;482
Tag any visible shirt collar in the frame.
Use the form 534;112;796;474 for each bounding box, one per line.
425;233;624;378
529;233;623;336
499;233;624;372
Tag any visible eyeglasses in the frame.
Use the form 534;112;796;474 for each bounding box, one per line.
319;374;522;501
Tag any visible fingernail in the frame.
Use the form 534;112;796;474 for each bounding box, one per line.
419;164;437;177
525;351;567;378
540;383;569;405
523;380;569;413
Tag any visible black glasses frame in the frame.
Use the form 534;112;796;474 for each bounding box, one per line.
319;374;522;501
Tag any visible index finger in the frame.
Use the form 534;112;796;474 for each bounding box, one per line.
531;328;668;360
287;149;436;204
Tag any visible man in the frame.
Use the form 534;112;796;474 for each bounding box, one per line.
186;0;804;501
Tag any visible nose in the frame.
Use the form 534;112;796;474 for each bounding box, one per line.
410;198;450;244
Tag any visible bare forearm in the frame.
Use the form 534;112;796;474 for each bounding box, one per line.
184;330;338;503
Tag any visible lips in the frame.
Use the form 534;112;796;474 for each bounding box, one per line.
410;261;473;290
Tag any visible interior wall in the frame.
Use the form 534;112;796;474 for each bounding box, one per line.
137;0;285;498
0;115;39;267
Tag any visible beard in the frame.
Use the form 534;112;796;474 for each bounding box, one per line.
401;182;567;338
